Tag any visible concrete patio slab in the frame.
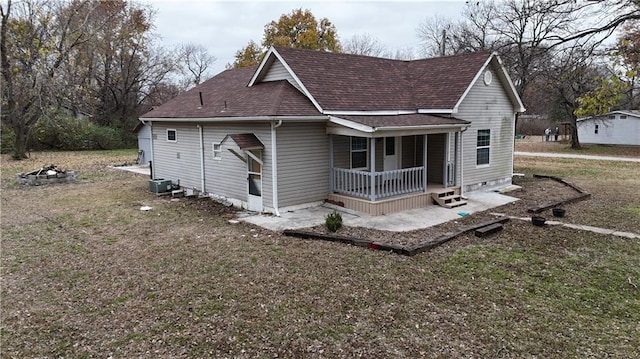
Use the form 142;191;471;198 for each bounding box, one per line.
240;191;520;232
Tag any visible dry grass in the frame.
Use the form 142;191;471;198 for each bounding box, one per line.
515;137;640;158
1;150;639;358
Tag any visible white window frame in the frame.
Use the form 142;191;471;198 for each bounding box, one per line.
212;143;222;160
594;124;599;134
350;137;369;170
166;129;177;142
476;129;491;167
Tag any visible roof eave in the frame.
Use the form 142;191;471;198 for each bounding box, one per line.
139;115;330;122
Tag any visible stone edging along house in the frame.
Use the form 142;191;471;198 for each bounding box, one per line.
139;46;525;215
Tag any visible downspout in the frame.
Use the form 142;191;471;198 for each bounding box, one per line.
271;119;283;216
460;126;469;199
198;124;205;193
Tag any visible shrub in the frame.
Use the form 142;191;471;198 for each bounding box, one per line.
325;211;343;232
0;126;16;154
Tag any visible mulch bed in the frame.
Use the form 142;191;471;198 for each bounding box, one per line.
287;174;585;254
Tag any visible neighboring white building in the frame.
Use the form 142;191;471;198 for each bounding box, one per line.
577;110;640;146
133;122;152;165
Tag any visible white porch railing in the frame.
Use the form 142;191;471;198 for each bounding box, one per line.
333;167;424;200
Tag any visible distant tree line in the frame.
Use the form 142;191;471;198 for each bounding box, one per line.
2;1;637;159
1;0;215;159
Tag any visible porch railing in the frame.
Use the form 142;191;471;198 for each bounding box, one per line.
333;167;424;200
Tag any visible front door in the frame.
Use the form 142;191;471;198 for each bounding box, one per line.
247;149;263;212
383;136;401;171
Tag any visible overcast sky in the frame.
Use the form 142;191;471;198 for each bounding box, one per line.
147;1;467;76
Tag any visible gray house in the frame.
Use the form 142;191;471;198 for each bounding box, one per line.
139;46;525;215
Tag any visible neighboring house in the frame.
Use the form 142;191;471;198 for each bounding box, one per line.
132;121;152;165
577;110;640;146
139;46;525;215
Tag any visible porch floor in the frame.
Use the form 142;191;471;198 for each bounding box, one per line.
240;191;520;232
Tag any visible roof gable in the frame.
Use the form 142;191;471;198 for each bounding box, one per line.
250;46;523;114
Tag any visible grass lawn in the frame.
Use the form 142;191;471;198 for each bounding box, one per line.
1;150;639;358
515;136;640;158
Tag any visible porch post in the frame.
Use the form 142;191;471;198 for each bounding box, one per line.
423;134;428;193
454;131;459;186
329;134;334;192
443;132;450;188
370;137;376;201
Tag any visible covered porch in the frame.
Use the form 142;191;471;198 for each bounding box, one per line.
327;130;465;215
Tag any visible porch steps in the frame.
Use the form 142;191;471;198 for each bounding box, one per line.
431;189;467;209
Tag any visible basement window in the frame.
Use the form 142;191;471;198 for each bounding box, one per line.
476;129;490;166
350;137;368;169
167;129;177;142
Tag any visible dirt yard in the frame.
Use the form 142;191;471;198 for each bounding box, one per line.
1;150;639;358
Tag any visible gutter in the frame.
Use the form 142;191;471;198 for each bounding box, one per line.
140;115;329;123
271;119;283;216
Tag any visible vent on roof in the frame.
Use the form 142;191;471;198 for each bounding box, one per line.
198;92;203;107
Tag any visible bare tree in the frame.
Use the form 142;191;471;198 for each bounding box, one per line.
178;43;216;87
1;0;102;159
342;33;387;57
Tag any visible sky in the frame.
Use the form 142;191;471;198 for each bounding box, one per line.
146;1;468;76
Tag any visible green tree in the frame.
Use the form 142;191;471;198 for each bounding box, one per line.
231;8;340;68
231;40;263;68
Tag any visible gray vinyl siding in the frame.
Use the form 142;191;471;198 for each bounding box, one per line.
277;122;330;207
332;135;350;168
151;123;202;189
456;66;516;188
202;123;272;207
262;59;302;92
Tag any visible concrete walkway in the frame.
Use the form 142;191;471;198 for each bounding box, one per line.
515;151;640;162
111;165;151;176
240;191;520;232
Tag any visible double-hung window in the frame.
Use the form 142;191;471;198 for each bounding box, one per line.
350;137;368;169
212;143;222;160
476;129;490;166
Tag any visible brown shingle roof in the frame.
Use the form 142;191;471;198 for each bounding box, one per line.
272;46;492;111
141;66;321;118
141;48;494;120
228;133;264;149
337;114;470;128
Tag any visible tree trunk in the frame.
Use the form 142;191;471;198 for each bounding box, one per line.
569;118;581;150
11;122;29;159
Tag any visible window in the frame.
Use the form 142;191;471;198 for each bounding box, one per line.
620;115;627;119
212;143;222;160
351;137;368;169
385;137;395;156
595;124;599;134
476;129;490;166
167;129;177;142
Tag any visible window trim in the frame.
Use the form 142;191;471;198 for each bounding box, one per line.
212;143;222;160
476;129;491;167
350;137;369;170
594;124;599;134
166;129;177;142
